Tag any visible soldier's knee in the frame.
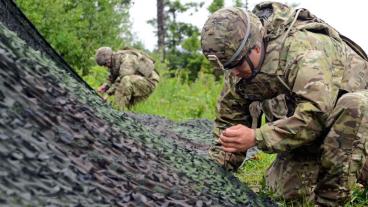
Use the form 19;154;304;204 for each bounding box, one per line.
337;93;364;109
119;76;134;90
120;75;132;84
335;92;368;119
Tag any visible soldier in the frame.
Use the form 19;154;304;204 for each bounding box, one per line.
201;2;368;206
95;47;159;109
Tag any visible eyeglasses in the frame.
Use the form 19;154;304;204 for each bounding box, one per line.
207;47;254;71
224;55;247;70
225;46;255;70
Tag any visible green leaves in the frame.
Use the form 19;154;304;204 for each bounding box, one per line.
208;0;224;13
16;0;132;75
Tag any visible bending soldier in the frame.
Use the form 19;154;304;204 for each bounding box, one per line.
95;47;159;109
201;2;368;206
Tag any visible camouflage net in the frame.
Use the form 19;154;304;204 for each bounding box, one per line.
0;0;277;206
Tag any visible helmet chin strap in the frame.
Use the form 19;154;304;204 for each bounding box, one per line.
244;40;266;80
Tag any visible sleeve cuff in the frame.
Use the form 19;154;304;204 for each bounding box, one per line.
255;128;272;153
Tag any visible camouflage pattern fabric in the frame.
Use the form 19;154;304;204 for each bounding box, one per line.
315;91;368;205
114;74;156;109
266;91;368;206
209;144;248;171
201;7;265;69
358;159;368;186
105;49;159;109
202;2;368;206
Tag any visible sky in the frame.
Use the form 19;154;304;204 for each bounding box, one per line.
130;0;367;52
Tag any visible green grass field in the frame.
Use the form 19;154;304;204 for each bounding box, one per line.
131;70;222;120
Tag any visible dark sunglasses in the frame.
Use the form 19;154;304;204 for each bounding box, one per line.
224;47;254;70
224;55;247;70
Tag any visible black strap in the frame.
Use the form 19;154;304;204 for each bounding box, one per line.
340;34;368;61
245;40;266;80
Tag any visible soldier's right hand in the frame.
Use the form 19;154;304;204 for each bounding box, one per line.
97;84;108;93
219;124;256;153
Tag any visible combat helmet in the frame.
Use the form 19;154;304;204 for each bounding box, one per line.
201;7;265;71
95;47;113;66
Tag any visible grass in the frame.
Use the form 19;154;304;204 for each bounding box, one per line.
130;69;223;120
83;63;223;121
236;151;367;207
236;153;316;207
236;152;275;192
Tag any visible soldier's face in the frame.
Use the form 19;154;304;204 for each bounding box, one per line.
230;46;262;78
104;58;112;68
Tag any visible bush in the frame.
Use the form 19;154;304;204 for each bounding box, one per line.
131;66;223;121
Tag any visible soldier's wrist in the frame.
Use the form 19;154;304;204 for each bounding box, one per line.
255;128;266;149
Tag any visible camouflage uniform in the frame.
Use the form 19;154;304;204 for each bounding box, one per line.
201;2;368;206
98;48;159;109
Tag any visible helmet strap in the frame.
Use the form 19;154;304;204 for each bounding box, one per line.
245;40;266;80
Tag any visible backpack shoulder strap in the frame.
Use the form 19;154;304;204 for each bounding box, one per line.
340;34;368;61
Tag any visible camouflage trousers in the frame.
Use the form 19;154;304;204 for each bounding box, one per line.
210;91;368;206
209;144;248;171
114;75;157;109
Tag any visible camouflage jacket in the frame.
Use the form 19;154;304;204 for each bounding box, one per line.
214;2;368;153
106;48;159;95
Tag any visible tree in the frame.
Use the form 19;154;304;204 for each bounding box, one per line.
149;0;210;81
208;0;224;14
150;0;204;54
164;1;208;81
233;0;243;7
157;0;165;62
15;0;133;76
244;0;249;10
164;0;202;48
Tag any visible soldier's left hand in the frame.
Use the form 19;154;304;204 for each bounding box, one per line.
219;124;256;153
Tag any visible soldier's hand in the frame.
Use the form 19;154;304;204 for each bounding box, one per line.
97;84;109;93
102;94;109;101
219;124;256;153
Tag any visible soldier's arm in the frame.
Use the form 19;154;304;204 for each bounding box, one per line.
214;73;253;138
106;74;123;95
105;85;115;95
256;43;335;153
97;83;109;93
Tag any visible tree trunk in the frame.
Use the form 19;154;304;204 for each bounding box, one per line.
157;0;165;62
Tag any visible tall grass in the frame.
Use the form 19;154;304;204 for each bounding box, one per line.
131;69;223;120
